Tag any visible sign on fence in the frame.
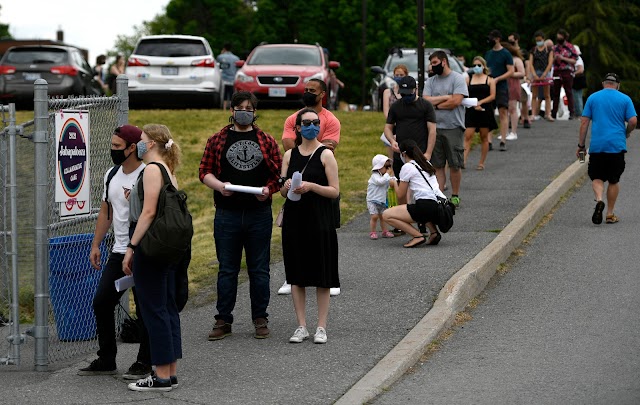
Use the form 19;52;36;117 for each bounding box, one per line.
55;110;90;218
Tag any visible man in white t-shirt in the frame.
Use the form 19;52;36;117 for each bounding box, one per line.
78;125;149;379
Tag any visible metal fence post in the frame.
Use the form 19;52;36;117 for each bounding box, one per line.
33;79;49;371
7;103;24;365
116;74;129;127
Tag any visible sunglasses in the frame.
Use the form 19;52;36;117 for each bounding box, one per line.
301;119;320;127
474;64;483;68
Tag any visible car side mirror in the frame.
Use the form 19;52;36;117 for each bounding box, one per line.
329;61;340;69
235;60;245;68
370;66;386;75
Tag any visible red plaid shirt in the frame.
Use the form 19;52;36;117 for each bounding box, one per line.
199;124;282;196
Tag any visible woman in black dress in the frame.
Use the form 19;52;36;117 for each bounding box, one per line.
280;108;340;344
463;56;497;170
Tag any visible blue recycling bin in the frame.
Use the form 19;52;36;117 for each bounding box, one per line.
49;233;108;341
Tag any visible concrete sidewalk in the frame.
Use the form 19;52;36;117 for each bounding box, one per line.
2;118;583;404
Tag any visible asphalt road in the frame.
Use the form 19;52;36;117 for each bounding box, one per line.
0;118;598;404
374;134;640;404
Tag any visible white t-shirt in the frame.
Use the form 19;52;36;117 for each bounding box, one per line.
102;164;145;253
399;161;446;201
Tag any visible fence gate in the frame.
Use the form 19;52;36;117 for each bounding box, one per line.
0;75;130;370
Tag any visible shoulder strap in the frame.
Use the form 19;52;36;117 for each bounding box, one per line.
411;162;434;191
104;165;120;220
301;145;323;174
147;162;172;186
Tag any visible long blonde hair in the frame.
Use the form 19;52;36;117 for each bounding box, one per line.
142;124;181;174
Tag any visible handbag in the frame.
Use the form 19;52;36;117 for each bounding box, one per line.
412;163;455;233
276;145;323;227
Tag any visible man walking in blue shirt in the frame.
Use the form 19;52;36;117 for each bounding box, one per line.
577;73;637;224
217;43;240;110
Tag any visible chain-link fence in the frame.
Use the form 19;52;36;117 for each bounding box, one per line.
0;75;131;369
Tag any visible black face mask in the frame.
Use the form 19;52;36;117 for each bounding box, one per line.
557;38;565;44
427;71;436;78
110;148;131;165
431;63;444;75
302;92;319;107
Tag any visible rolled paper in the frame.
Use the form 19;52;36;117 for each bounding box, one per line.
287;171;302;201
115;275;135;292
224;184;265;195
461;98;479;107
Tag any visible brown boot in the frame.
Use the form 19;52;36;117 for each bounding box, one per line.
208;319;231;341
253;318;270;339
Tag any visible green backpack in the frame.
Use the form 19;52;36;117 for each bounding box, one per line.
137;162;193;263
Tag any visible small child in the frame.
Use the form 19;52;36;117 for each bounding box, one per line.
367;154;397;240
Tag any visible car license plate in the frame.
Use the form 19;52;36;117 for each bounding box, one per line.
161;67;179;76
268;88;286;97
24;73;41;81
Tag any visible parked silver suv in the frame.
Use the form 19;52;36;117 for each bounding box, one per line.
126;35;222;108
370;48;464;111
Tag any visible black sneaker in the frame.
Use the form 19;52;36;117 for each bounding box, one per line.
499;142;507;151
122;361;152;380
488;142;493;151
128;375;172;392
151;370;178;387
524;120;531;129
78;358;117;376
592;201;605;224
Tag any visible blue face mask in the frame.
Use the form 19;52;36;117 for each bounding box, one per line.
136;140;149;159
300;124;320;140
393;76;403;84
536;40;544;47
472;66;483;75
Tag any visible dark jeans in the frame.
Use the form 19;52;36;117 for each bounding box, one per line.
214;205;272;324
93;252;150;366
132;248;182;366
551;70;575;118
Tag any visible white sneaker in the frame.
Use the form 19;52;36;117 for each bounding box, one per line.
329;287;341;296
506;132;518;141
314;327;327;344
277;282;291;295
289;326;309;343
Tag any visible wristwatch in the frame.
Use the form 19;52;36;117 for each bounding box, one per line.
577;144;585;149
127;242;137;251
278;176;289;187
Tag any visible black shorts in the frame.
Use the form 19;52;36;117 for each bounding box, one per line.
406;199;439;225
494;85;509;109
588;152;625;184
223;83;234;101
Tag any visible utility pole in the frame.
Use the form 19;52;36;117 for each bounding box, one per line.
417;0;425;96
361;0;367;108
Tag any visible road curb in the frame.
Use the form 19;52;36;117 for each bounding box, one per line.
335;160;588;405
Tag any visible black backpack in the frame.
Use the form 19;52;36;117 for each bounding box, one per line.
104;165;121;220
137;162;193;263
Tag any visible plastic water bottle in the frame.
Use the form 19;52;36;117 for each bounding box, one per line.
287;171;302;201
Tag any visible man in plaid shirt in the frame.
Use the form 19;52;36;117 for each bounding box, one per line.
199;91;282;341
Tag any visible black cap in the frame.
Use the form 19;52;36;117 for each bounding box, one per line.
603;73;620;83
397;76;416;95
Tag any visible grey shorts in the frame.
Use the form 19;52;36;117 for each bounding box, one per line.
431;127;465;169
367;201;386;215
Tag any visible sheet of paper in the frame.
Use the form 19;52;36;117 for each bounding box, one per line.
223;184;264;195
461;98;479;107
114;275;135;292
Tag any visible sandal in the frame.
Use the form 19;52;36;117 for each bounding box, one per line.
427;232;442;246
403;236;426;248
476;164;485;171
606;214;619;224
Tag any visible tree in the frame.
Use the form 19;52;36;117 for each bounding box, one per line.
0;5;11;39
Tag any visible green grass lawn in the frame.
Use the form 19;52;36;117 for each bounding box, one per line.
125;108;389;305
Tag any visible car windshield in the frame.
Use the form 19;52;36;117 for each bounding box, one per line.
387;53;462;74
6;48;68;64
249;47;321;66
135;39;208;57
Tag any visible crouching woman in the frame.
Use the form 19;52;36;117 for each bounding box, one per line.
383;139;445;248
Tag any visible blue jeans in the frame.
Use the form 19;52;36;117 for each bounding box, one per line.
214;205;272;324
572;88;584;117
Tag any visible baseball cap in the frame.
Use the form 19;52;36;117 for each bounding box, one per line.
603;73;620;83
397;76;416;95
372;154;390;171
114;124;143;144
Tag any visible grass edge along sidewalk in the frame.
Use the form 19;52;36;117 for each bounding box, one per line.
335;159;588;405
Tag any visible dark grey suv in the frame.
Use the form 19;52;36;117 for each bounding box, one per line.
0;45;102;106
370;48;464;111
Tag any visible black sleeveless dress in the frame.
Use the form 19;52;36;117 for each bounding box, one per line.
465;76;498;131
282;146;339;288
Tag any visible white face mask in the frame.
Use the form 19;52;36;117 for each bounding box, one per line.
400;153;406;164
